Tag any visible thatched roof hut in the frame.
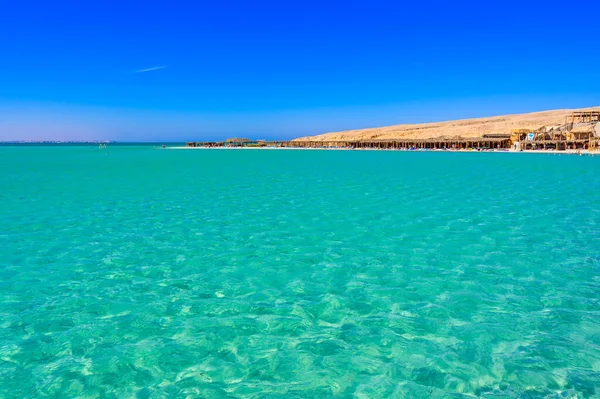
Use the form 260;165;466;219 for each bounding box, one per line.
482;133;511;139
226;138;250;143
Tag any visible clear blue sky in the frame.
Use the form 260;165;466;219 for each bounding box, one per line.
1;0;599;141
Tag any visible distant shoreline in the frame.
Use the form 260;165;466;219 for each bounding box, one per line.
166;146;598;155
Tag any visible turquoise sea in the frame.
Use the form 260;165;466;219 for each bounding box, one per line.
1;146;600;398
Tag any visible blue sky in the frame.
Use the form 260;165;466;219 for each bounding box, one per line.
1;0;599;141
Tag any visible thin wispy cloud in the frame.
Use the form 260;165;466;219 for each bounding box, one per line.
134;66;168;74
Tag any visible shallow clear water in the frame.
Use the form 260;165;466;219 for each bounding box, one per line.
1;146;600;398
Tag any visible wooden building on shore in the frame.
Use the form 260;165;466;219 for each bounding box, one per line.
225;138;251;147
566;110;600;124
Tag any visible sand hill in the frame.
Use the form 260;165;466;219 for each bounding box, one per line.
294;107;600;141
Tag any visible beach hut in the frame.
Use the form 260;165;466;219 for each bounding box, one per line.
225;138;251;147
510;129;531;144
566;124;594;141
482;134;511;139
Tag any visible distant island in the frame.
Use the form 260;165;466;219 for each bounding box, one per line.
182;107;600;152
294;107;600;141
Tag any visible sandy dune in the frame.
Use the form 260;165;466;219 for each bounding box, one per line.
295;107;600;141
